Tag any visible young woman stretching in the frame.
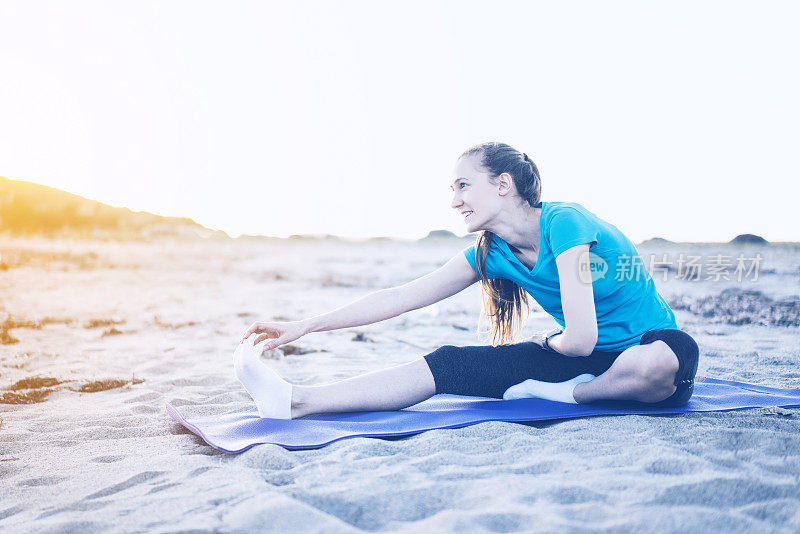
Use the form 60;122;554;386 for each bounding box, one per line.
235;142;700;420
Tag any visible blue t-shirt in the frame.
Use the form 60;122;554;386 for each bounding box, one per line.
463;201;677;352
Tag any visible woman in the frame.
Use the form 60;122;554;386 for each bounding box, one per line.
235;142;700;420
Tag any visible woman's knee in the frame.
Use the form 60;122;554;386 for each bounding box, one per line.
602;344;679;402
640;328;699;386
630;342;681;400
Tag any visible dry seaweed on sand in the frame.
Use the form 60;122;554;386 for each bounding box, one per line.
0;388;56;404
669;288;800;327
70;377;145;393
153;315;197;329
0;374;146;404
101;327;125;337
6;376;64;390
83;318;125;328
352;332;377;343
280;344;324;355
0;315;74;344
1;317;43;330
0;330;19;345
1;316;40;344
0;376;65;404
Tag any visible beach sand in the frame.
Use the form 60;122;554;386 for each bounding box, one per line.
1;236;799;532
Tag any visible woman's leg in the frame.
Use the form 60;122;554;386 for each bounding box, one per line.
421;329;699;407
573;328;700;406
422;342;618;399
291;358;436;418
571;343;678;403
289;329;699;418
291;340;608;418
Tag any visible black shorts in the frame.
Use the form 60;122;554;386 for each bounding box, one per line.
635;328;700;408
423;328;700;408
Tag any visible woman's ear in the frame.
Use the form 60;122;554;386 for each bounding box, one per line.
496;172;514;197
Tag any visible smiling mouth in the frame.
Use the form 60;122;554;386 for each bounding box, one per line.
462;211;473;219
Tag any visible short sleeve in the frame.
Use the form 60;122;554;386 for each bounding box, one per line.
548;207;599;257
463;246;479;275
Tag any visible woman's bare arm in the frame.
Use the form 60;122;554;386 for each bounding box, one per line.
302;252;479;334
548;243;598;356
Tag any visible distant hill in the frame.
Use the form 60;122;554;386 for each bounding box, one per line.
638;237;676;246
730;234;769;245
0;176;228;240
419;230;459;241
288;233;342;240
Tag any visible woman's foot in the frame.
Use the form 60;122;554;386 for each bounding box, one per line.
503;374;596;404
233;335;293;419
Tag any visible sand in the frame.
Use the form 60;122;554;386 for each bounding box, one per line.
1;236;799;533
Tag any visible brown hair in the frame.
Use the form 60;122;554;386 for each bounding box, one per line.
460;142;542;346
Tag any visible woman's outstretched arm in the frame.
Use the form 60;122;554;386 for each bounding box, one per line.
242;251;478;349
304;252;479;333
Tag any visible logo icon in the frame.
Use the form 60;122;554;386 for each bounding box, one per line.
578;251;608;283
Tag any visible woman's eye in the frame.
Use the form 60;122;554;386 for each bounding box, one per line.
460;183;466;189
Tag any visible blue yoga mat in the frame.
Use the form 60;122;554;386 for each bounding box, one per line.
165;378;800;453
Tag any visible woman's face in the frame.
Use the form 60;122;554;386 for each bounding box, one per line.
450;154;501;232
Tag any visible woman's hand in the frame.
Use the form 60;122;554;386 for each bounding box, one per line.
240;320;309;351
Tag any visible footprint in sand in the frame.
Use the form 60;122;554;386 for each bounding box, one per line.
82;471;167;501
18;475;68;487
89;455;125;464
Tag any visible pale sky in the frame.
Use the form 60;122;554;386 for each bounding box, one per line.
1;0;797;242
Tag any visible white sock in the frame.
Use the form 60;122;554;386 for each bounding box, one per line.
502;374;596;404
233;335;293;419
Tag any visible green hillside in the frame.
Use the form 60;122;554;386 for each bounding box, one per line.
0;176;228;240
